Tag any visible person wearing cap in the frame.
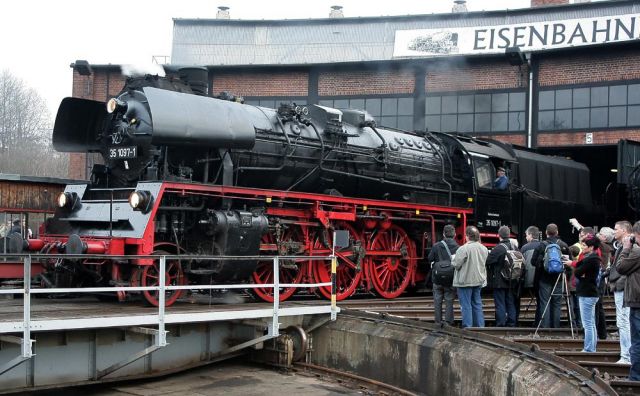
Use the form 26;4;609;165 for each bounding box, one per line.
493;166;508;190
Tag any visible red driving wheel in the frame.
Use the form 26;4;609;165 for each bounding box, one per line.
139;250;185;307
252;226;305;302
311;222;363;301
367;225;416;299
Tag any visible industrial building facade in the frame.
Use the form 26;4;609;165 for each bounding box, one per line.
68;0;640;194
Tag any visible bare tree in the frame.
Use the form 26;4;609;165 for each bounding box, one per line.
0;70;68;178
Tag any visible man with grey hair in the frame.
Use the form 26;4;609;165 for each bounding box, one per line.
485;225;518;327
453;226;488;328
609;220;632;364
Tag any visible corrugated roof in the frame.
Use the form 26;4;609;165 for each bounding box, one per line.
171;1;640;66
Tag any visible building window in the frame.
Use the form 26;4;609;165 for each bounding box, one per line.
318;97;414;131
425;91;526;133
244;98;307;108
538;83;640;130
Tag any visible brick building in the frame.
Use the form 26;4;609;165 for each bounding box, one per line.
68;0;640;206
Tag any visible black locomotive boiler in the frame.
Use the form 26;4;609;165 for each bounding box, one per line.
9;67;601;305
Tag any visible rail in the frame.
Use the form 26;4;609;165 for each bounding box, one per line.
0;252;339;376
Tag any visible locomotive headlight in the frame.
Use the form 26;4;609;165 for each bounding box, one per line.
106;98;127;114
129;190;153;213
57;192;69;208
56;192;80;210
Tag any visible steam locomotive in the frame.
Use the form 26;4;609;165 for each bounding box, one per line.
6;67;602;305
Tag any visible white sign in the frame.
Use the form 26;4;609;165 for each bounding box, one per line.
585;132;593;144
393;14;640;58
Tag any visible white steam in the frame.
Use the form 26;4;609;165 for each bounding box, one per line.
120;63;166;77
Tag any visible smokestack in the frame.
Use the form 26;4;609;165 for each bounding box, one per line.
329;5;344;18
217;6;230;19
452;0;467;13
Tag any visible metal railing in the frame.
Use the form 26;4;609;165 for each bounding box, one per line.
0;253;338;373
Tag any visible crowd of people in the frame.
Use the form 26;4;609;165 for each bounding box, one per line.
429;220;640;381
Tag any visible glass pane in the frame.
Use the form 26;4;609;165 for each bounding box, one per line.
397;116;413;131
591;86;608;107
509;112;525;131
572;88;590;108
475;113;491;132
491;112;508;132
555;89;572;109
610;85;627;106
609;106;627;127
295;100;307;105
628;105;640;126
381;98;398;116
539;91;555;110
590;107;608;128
442;115;457;132
492;93;508;112
259;100;276;108
573;108;589;128
349;99;365;110
365;98;381;116
333;99;349;109
475;94;491;112
442;96;458;114
629;84;640;105
379;116;397;128
425;115;441;132
245;100;260;106
538;110;555;130
459;95;474;113
398;98;414;116
555;109;572;129
509;92;526;111
458;114;474;132
426;97;441;115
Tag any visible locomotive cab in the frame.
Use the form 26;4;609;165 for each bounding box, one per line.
449;135;517;245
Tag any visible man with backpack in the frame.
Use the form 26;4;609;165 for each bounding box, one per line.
521;226;542;323
531;223;570;328
485;226;521;327
428;224;459;325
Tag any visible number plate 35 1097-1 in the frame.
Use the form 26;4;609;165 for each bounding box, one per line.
109;146;137;159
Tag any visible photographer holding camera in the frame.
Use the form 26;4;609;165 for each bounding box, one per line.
617;221;640;380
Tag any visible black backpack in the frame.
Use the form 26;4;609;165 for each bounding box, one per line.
432;241;455;287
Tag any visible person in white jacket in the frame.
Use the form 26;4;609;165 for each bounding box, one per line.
453;226;488;328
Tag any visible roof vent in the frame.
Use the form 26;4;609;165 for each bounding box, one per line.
329;5;344;18
216;6;230;19
452;0;467;12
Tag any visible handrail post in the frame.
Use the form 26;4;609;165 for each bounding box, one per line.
330;255;337;321
269;256;279;336
157;255;167;347
22;255;33;358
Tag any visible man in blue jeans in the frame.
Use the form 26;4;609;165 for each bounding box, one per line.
452;226;488;328
530;223;570;328
617;220;640;381
485;225;518;327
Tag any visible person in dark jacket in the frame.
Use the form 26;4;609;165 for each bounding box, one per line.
608;220;632;364
567;234;602;353
521;226;542;324
531;223;570;328
428;224;459;325
617;220;640;381
485;225;517;327
8;220;21;235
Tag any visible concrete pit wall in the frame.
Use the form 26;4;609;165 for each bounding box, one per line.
311;312;614;396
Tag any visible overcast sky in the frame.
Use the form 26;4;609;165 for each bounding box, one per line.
1;0;537;118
